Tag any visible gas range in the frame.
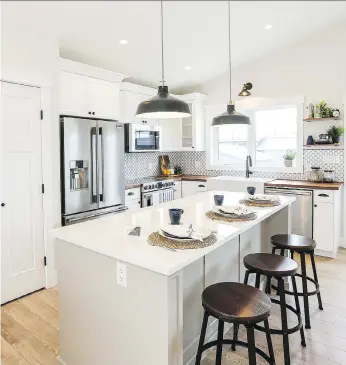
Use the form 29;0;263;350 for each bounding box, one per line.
141;179;175;193
141;179;175;207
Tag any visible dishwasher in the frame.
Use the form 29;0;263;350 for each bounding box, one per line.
264;187;313;238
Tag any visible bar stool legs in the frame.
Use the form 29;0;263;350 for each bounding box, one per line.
310;251;323;310
300;253;311;329
195;311;208;365
216;320;224;365
278;278;290;364
246;326;257;365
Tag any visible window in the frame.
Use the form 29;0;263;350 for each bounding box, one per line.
207;97;303;172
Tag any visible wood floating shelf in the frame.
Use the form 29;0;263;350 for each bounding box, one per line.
303;117;341;122
303;144;344;150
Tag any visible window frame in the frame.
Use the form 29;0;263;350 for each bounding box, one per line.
205;95;304;173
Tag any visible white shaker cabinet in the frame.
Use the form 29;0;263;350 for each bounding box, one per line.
60;71;120;120
182;181;208;198
173;181;182;199
88;78;120;120
313;188;343;257
60;71;89;117
125;188;141;211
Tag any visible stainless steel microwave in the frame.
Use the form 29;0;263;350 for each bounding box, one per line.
124;123;161;152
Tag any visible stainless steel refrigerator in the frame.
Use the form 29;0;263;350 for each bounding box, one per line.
60;116;126;225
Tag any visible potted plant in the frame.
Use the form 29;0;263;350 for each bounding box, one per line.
327;125;344;144
317;100;333;118
283;150;296;167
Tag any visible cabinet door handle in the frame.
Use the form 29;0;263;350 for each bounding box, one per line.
318;193;329;197
88;111;91;115
314;204;318;207
1;203;5;207
198;184;205;188
92;112;95;115
127;192;134;196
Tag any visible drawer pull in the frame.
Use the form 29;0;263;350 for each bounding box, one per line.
198;184;205;188
127;192;134;196
318;193;329;197
314;204;318;207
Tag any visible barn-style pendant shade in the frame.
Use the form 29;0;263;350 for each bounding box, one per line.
212;1;250;126
136;1;191;119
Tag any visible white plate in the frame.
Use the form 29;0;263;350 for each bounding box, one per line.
159;230;194;242
216;205;251;216
159;224;213;241
248;194;279;202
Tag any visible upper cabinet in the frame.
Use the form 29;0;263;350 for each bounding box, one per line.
60;71;89;117
177;93;206;152
88;78;120;120
60;71;120;120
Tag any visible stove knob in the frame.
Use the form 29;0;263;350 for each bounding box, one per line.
154;184;158;188
144;186;148;190
149;184;152;189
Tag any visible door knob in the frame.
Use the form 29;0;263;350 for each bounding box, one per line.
1;203;5;207
314;204;317;207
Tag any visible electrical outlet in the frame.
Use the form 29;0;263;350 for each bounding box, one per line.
148;162;153;170
195;160;201;168
335;156;340;164
117;262;127;287
323;155;338;164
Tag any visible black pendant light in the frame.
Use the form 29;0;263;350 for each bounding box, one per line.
136;1;191;119
212;1;250;126
238;82;253;97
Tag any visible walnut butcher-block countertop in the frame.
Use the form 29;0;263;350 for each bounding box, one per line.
125;175;210;189
265;179;344;190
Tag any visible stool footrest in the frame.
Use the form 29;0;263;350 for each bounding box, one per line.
201;338;274;365
271;273;320;297
255;298;303;336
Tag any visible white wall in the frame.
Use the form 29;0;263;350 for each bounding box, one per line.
1;2;61;286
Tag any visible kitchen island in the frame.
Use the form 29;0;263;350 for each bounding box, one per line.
52;191;295;365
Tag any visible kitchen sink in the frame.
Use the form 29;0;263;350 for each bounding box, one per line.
207;176;274;194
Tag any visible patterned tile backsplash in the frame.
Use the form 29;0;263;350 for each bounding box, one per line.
125;149;344;182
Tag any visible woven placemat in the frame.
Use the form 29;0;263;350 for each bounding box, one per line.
239;199;281;207
148;232;217;250
206;211;257;223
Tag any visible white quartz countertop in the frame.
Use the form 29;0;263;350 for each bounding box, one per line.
51;192;295;276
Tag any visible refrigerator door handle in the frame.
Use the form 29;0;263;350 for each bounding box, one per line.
90;127;98;203
98;127;105;202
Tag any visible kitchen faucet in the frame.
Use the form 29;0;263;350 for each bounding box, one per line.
246;155;253;178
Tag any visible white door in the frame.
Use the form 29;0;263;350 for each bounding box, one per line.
88;78;120;120
1;82;46;304
313;202;334;252
60;71;89;117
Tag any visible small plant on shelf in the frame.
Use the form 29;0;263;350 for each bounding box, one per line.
327;125;344;144
283;150;296;167
317;100;333;118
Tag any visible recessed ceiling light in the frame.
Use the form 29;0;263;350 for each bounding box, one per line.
119;40;128;45
184;65;191;71
264;23;273;30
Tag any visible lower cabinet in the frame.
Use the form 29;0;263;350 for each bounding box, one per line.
125;188;141;211
313;189;342;257
173;181;182;199
182;181;208;198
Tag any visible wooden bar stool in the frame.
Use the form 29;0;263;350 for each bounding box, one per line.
195;282;275;365
236;253;306;365
271;234;323;329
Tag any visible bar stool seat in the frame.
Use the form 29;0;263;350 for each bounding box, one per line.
202;282;271;324
195;282;275;365
271;234;323;329
244;253;298;277
271;234;316;252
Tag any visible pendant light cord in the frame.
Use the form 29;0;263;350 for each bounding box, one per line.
160;0;165;87
228;0;232;102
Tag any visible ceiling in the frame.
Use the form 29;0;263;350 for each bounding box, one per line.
5;1;346;92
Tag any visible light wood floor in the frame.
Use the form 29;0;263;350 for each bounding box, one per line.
1;249;346;365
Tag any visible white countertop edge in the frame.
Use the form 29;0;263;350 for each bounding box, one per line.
51;192;295;277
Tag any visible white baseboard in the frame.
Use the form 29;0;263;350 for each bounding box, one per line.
339;237;346;248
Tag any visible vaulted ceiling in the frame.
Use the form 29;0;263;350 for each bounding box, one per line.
4;1;346;92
